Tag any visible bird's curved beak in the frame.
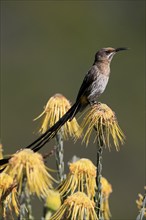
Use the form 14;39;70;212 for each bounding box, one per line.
115;47;129;52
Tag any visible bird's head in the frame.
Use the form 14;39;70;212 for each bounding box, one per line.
94;47;128;63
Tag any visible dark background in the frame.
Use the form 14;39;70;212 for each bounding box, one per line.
1;1;145;219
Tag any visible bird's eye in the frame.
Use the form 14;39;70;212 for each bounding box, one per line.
105;50;111;54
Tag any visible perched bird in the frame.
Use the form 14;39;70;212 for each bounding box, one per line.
0;47;127;166
25;47;127;152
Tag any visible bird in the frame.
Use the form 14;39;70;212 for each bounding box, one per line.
25;47;128;152
0;47;127;166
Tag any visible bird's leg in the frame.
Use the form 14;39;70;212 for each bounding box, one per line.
89;101;101;132
89;100;98;107
89;100;102;109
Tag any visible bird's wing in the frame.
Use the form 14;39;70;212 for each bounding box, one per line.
76;65;98;101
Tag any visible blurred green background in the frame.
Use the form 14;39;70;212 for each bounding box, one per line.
1;1;145;219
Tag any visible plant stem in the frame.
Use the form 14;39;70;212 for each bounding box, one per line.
55;130;66;183
18;177;34;220
43;131;65;219
95;134;104;219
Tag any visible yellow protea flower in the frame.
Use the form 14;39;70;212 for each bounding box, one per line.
4;149;55;198
50;192;98;220
101;177;112;220
44;190;61;219
0;173;19;217
34;93;81;139
59;158;96;199
136;187;146;217
45;190;61;211
82;103;125;151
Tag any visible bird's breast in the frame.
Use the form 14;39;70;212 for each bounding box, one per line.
87;73;109;102
95;73;109;93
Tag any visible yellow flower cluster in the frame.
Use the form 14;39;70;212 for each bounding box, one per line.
0;95;124;219
50;192;98;220
59;158;96;199
4;149;54;198
34;93;81;139
82;103;125;150
51;159;112;220
0;148;55;217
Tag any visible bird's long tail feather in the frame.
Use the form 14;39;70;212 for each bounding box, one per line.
0;158;9;166
26;101;80;152
0;157;10;169
0;102;80;166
